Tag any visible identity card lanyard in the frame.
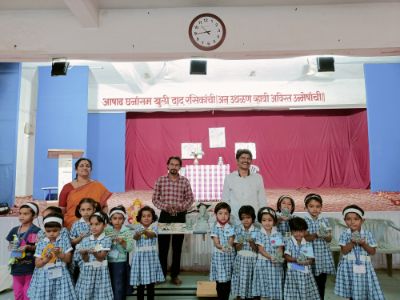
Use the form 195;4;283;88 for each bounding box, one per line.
354;244;362;265
292;238;302;258
17;224;33;246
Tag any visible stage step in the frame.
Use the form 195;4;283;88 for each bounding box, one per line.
127;273;216;299
129;287;196;297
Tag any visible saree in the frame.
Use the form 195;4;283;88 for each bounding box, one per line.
59;181;112;229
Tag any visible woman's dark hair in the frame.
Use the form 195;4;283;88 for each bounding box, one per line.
288;217;308;231
136;206;158;223
238;205;256;222
276;195;295;213
90;211;109;224
167;156;182;167
304;193;323;206
257;207;278;224
75;198;100;218
214;202;231;214
342;204;364;217
235;149;253;160
20;202;39;216
43;213;63;229
44;206;62;215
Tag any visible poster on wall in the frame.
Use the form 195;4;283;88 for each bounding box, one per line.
209;127;226;148
181;143;203;159
235;143;256;159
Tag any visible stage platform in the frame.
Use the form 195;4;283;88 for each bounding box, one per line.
11;188;400;215
105;188;400;212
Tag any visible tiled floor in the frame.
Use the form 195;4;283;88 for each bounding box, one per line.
1;271;399;299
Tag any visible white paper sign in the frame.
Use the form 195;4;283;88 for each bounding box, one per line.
209;127;226;148
181;143;203;159
235;143;256;159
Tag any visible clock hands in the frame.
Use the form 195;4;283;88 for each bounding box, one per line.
200;25;211;35
197;30;211;35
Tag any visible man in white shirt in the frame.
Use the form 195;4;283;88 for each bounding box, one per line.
222;149;267;223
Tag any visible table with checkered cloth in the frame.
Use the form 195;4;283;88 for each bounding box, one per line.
184;164;230;202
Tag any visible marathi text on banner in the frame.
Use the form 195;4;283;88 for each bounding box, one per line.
97;91;327;111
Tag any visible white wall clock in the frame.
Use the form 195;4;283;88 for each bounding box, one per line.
189;13;226;51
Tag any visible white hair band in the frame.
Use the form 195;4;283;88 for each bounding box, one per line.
24;203;38;215
109;209;127;219
343;208;364;218
44;216;63;225
262;208;276;217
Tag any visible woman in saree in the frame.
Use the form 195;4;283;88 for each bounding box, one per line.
59;158;112;229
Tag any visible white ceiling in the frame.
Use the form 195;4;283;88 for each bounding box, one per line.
1;0;400;10
12;1;400;90
2;1;399;62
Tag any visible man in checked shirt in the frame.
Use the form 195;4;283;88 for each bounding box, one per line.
152;156;194;285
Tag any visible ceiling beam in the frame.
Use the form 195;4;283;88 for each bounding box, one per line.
64;0;99;28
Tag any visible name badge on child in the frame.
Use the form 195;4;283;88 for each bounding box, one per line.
47;265;62;279
288;262;309;273
353;264;366;274
271;235;283;246
10;250;24;258
108;249;119;259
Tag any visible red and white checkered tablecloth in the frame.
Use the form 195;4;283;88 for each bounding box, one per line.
184;164;230;202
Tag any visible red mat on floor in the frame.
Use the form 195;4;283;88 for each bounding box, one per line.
107;188;400;212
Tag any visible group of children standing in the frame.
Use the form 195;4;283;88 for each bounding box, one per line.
6;193;386;300
6;199;163;300
210;194;385;300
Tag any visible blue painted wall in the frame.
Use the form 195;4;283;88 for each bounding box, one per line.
33;66;89;199
87;113;125;192
364;63;400;192
0;63;21;205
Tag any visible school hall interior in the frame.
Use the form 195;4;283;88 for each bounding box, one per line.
1;0;400;299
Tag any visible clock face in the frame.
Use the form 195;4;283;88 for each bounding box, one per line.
189;13;226;51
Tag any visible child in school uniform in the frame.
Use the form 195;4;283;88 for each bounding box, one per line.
75;211;113;300
27;213;76;300
334;205;385;300
209;202;236;300
284;217;320;300
276;195;295;240
303;193;335;300
69;198;99;281
130;206;165;300
231;205;259;300
252;207;284;300
37;206;69;241
6;202;41;300
106;205;133;300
